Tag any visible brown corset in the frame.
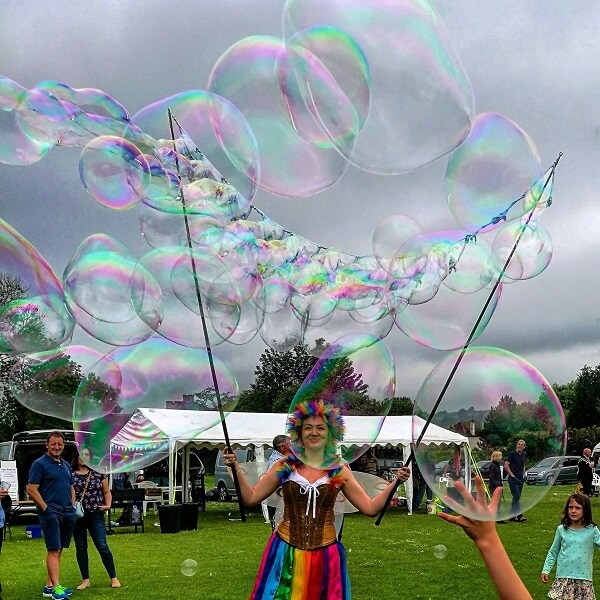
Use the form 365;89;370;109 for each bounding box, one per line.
276;480;339;550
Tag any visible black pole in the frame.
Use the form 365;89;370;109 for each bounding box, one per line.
167;109;246;521
375;154;562;525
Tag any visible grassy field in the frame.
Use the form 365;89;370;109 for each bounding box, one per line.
2;487;599;600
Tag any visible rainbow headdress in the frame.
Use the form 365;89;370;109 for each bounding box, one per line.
286;398;345;467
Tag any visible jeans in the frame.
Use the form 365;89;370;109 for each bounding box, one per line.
412;480;433;511
508;477;524;515
73;511;117;579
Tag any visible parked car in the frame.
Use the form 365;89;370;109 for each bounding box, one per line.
473;460;494;480
525;456;580;485
213;447;273;501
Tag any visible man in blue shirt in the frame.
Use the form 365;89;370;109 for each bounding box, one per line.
27;431;76;600
504;439;528;523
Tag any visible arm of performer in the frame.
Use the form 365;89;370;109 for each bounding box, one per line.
341;465;411;517
439;476;532;600
223;449;281;506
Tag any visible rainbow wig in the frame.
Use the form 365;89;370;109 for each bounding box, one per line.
286;398;345;462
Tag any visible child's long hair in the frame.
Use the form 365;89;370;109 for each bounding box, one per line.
561;493;595;528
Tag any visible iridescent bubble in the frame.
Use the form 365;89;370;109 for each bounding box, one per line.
283;0;474;174
35;81;130;121
289;334;394;467
413;347;566;521
208;36;349;197
180;559;198;577
62;234;162;346
0;218;74;353
395;284;501;350
445;112;542;232
138;202;185;249
132;90;259;203
0;75;26;110
10;345;121;423
372;214;424;271
0;107;52;165
280;26;369;149
74;337;239;474
15;87;77;146
433;544;448;559
491;220;552;282
136;246;235;348
79;135;149;210
259;304;305;352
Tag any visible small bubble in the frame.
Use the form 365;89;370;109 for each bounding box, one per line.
180;559;198;576
433;544;448;559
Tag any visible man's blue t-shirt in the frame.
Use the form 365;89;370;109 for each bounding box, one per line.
506;450;527;479
28;454;73;509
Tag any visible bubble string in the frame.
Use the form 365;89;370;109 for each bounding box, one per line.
170;118;552;295
168;109;246;521
374;152;562;526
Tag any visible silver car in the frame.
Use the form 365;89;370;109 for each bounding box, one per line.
525;456;579;485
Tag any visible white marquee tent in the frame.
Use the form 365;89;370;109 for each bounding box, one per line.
110;409;470;512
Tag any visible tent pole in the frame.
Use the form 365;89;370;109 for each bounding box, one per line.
167;110;246;522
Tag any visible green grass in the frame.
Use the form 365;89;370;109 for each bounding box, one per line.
3;488;600;599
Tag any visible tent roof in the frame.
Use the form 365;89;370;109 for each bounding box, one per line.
110;408;468;451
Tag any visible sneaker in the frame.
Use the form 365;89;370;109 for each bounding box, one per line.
497;520;507;524
51;586;73;600
42;587;53;598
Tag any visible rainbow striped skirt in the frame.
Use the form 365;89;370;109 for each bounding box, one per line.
250;533;351;599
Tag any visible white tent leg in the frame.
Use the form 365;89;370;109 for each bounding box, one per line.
403;444;413;514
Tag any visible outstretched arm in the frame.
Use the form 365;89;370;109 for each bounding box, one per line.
439;477;532;600
223;449;281;506
341;465;410;517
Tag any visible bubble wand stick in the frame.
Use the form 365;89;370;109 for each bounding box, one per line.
375;153;562;526
167;108;246;522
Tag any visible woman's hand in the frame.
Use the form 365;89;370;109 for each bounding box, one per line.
540;573;548;584
394;466;411;483
223;448;239;471
100;504;110;512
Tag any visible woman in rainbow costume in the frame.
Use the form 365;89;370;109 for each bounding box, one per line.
223;398;411;600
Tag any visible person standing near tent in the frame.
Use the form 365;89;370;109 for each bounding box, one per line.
266;435;290;531
223;398;410;600
504;439;528;522
577;448;594;496
71;447;121;590
27;431;76;600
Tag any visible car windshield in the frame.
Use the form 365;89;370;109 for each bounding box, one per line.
533;458;557;468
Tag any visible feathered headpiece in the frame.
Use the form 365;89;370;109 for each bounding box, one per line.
286;398;345;459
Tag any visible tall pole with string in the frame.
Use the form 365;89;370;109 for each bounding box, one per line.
167;108;246;521
376;154;561;525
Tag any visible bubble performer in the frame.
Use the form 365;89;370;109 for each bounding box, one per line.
223;398;410;599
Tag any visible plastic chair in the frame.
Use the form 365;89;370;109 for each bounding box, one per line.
592;473;600;496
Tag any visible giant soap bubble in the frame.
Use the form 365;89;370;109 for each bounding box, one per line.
412;347;566;521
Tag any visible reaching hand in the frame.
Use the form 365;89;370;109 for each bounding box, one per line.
438;476;533;600
438;476;500;543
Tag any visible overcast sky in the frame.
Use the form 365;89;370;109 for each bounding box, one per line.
1;1;599;400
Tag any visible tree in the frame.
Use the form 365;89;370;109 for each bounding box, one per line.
478;392;561;462
567;365;600;429
237;343;318;412
388;396;414;416
553;381;576;419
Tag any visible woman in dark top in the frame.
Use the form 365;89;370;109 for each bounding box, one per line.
488;451;505;523
71;447;121;590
